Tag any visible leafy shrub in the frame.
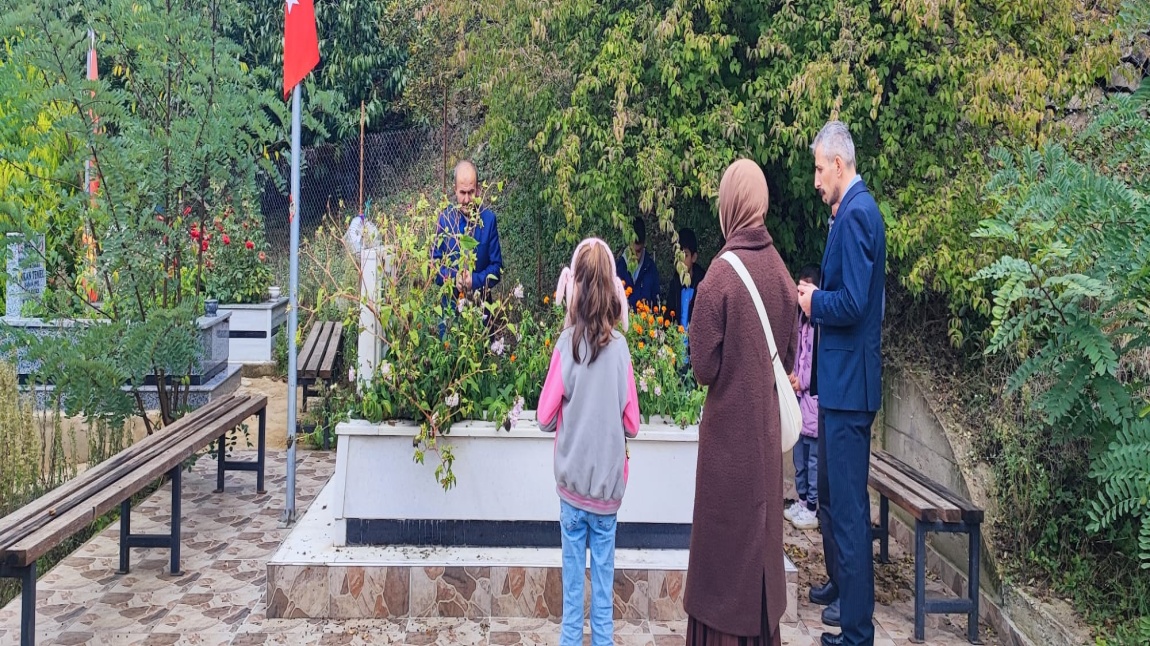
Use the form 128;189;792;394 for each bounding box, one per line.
348;188;703;489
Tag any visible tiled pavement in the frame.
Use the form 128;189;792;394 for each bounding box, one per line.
0;449;998;645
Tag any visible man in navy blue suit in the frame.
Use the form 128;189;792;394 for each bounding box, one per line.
798;121;886;646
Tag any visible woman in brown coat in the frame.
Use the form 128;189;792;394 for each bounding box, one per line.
685;159;798;646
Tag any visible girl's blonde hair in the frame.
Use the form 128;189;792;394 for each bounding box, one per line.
554;238;629;364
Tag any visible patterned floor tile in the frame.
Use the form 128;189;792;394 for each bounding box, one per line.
0;450;1000;646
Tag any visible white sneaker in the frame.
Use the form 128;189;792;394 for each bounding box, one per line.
791;506;819;530
784;501;805;522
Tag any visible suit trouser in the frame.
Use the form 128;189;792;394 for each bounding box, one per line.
816;409;840;588
824;408;876;646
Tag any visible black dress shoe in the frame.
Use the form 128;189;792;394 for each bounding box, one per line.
821;599;841;627
809;581;839;606
820;632;845;646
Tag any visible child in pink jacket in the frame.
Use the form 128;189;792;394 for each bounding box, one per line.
785;264;821;530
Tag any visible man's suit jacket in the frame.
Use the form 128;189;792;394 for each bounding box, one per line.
811;179;886;413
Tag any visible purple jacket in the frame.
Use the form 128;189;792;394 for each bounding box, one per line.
793;314;819;437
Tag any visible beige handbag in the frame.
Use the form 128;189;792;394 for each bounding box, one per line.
720;251;803;453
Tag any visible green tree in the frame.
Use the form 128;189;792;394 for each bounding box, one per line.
451;0;1118;315
973;81;1150;638
0;0;278;427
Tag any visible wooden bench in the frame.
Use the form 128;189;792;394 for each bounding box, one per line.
869;450;985;644
296;321;343;411
296;321;343;448
0;394;267;646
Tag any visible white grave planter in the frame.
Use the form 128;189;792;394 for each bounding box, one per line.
217;296;288;364
332;414;699;549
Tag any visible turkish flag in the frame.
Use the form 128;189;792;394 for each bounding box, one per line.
283;0;320;99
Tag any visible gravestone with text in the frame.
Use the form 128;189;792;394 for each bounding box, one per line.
4;233;46;319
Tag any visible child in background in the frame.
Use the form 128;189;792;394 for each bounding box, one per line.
785;264;821;530
538;238;642;646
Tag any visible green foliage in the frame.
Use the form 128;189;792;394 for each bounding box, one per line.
0;361;39;513
974;84;1150;638
455;0;1119;304
202;206;275;304
345;188;702;489
0;0;279;426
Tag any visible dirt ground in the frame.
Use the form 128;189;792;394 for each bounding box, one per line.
235;375;292;448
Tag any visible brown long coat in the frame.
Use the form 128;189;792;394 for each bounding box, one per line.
685;226;798;636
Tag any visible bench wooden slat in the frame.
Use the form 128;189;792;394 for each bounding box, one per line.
0;396;243;551
295;321;327;378
304;322;334;378
869;457;961;512
869;465;960;523
317;322;342;379
1;395;266;566
873;450;984;523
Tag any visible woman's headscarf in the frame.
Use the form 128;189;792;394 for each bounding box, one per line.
718;159;769;238
553;237;630;331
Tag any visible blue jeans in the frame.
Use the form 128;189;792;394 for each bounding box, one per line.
793;435;819;508
559;500;616;646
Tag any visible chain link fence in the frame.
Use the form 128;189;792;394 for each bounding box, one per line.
256;126;461;286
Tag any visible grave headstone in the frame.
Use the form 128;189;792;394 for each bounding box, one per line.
4;233;46;319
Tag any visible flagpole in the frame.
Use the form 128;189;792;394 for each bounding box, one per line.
283;83;302;525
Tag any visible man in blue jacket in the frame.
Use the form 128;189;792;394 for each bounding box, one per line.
433;160;503;296
798;121;886;646
615;217;660;310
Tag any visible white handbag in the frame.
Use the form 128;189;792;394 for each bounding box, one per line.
720;251;803;453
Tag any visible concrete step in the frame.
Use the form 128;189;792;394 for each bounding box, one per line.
268;480;798;623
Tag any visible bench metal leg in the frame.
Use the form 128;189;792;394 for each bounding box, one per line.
119;498;132;574
215;434;226;493
170;465;182;576
257;407;266;494
118;466;183;576
215;408;268;494
879;495;890;564
968;523;982;644
0;561;35;646
914;520;927;643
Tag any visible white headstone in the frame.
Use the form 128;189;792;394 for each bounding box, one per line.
5;233;46;319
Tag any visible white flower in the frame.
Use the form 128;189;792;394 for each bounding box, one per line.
491;337;505;356
507;396;526;428
445;392;460;407
639;378;649;393
348;367;356;382
513;283;524;299
654;384;663;397
380;361;392;379
456;298;467;313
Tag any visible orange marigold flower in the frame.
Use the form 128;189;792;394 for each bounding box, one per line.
661;305;667;313
657;317;665;326
670;311;676;318
510;354;517;362
638;342;645;350
634;324;644;335
626;286;633;297
544;296;550;304
678;325;685;333
544;338;551;348
444;342;450;349
649;330;656;339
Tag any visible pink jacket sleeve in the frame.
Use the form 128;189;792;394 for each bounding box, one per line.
623;362;640;438
537;347;564;433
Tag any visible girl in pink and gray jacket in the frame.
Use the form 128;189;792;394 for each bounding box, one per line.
537;237;641;646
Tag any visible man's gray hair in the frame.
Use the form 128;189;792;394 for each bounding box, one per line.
810;121;856;169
